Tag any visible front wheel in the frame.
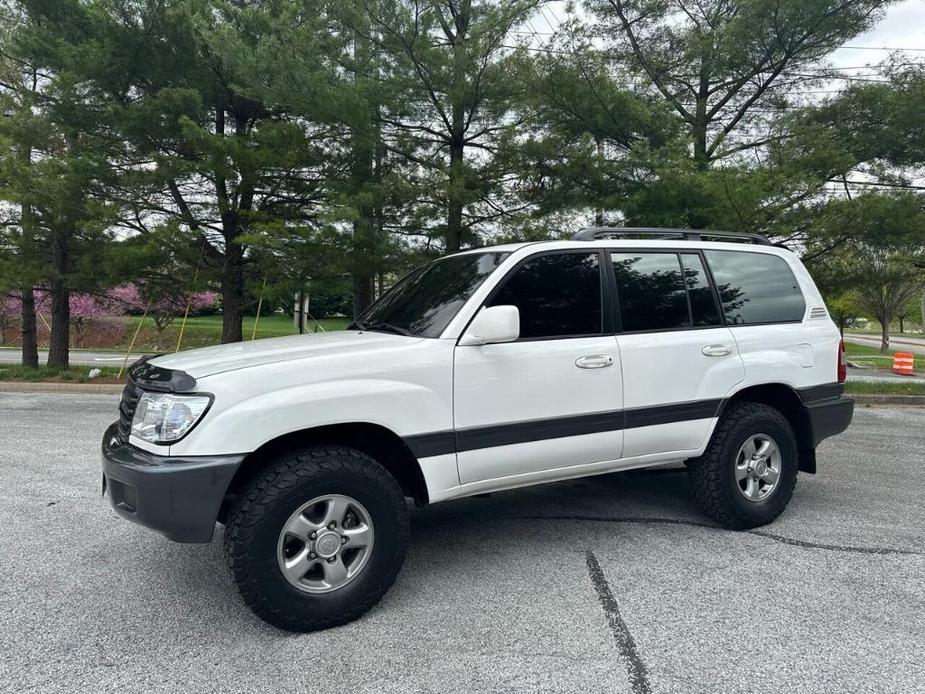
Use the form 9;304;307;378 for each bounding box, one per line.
687;402;798;529
224;445;409;631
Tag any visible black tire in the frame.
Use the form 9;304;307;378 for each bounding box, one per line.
224;445;409;632
687;401;798;530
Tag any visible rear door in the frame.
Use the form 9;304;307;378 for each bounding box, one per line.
453;250;624;484
701;249;817;387
611;249;745;458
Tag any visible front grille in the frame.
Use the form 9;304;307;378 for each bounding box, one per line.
116;379;144;442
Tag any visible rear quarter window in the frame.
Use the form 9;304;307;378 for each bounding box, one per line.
704;250;805;325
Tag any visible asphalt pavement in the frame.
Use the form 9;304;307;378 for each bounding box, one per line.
1;393;923;693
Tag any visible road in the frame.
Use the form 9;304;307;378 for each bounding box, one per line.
0;348;144;367
1;393;923;693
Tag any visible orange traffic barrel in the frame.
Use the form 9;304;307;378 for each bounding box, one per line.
892;352;915;376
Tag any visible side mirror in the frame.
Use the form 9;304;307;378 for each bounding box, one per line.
459;305;520;346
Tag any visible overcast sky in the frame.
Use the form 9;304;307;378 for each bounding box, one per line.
830;0;925;68
532;0;925;74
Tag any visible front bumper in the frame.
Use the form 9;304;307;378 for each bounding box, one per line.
805;395;854;447
101;422;245;543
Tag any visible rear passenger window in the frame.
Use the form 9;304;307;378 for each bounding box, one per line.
488;252;602;339
704;250;805;324
611;253;689;331
680;253;722;327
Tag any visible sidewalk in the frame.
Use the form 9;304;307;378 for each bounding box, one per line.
847;368;925;384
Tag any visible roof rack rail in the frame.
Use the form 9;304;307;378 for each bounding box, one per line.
571;226;772;246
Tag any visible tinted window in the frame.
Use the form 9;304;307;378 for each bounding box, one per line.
358;252;508;337
704;250;805;324
611;252;689;331
488;252;601;338
680;253;722;327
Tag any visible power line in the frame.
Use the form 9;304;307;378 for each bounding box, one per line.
839;179;925;190
842;45;925;52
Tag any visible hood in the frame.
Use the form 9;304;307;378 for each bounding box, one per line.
148;330;420;379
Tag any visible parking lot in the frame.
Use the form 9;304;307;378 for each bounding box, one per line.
1;393;923;694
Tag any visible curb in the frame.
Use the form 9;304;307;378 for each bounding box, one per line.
0;381;124;395
851;394;925;407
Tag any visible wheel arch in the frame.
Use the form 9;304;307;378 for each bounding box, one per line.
722;383;816;473
219;422;430;523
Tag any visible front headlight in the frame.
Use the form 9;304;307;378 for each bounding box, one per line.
131;392;211;444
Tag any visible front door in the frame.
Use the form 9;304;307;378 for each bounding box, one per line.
453;251;624;484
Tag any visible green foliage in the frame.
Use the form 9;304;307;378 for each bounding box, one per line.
0;0;922;362
825;293;861;335
807;193;925;349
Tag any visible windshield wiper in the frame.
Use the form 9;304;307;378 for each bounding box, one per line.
349;319;366;331
364;321;412;336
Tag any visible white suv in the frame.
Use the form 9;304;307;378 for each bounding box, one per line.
102;227;853;631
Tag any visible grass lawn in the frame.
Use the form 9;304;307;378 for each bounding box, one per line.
0;365;123;383
125;314;351;351
844;380;925;396
844;340;909;368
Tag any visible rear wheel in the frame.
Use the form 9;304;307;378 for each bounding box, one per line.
224;445;409;631
687;402;798;529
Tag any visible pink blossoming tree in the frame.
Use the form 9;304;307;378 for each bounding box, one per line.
109;285;217;349
68;294;113;348
0;294;22;346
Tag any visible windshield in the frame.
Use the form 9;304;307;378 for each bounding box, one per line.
354;252;509;338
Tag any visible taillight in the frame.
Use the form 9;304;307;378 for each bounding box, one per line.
837;339;847;383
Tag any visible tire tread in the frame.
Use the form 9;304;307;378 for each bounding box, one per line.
224;445;408;632
688;401;798;530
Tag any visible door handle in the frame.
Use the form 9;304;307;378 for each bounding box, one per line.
575;354;614;369
702;344;732;357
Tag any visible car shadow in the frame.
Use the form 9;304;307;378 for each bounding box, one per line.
104;467;702;634
408;465;699;537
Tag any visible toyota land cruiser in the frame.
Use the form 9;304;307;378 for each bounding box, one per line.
102;227;853;631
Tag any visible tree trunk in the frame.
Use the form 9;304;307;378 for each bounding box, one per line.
899;316;905;333
47;231;70;368
879;320;889;352
221;232;244;344
595;139;604;226
920;287;924;335
18;148;39;368
350;125;376;317
446;22;468;254
20;288;38;367
446;136;465;253
353;262;374;318
295;291;305;334
692;122;709;169
350;32;379;317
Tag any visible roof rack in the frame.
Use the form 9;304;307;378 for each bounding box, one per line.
571;226;772;246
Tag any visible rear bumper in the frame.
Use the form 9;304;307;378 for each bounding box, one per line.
101;422;244;543
805;395;854;447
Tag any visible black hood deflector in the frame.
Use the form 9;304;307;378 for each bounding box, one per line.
128;355;197;393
